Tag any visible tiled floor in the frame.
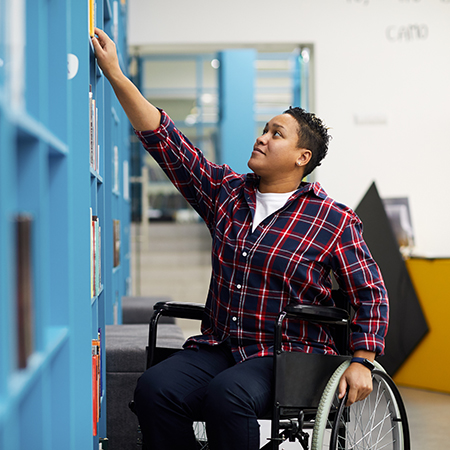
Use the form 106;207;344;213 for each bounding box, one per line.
131;221;450;449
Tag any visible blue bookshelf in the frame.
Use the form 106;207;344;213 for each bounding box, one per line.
0;1;130;449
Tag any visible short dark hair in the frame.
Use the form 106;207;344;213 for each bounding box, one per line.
283;106;331;177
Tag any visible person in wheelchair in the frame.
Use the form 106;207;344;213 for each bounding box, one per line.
93;29;389;450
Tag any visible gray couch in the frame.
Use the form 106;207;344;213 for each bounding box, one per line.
105;297;185;450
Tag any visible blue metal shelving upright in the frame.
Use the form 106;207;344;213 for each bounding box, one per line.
0;1;130;449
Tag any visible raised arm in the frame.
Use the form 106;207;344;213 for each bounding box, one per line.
91;27;161;131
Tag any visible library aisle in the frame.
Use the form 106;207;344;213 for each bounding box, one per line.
131;220;450;450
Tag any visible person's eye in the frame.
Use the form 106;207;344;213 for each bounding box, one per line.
274;130;282;137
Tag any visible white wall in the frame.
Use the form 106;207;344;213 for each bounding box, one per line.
128;0;450;257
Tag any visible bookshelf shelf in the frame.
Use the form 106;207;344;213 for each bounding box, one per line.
91;167;104;184
7;326;69;400
12;111;69;155
91;288;105;306
0;1;130;449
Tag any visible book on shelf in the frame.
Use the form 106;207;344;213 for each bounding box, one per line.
92;331;102;435
99;224;102;290
92;342;98;436
89;86;99;172
123;160;129;200
95;216;100;294
15;214;34;369
113;145;119;192
88;0;96;37
113;0;119;43
113;219;120;267
90;208;93;297
90;212;102;297
8;0;26;109
92;354;97;436
89;87;94;169
96;103;99;172
98;327;103;398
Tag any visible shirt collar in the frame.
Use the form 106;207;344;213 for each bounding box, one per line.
244;174;327;200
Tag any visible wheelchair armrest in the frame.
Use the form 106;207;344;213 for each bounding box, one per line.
153;301;205;321
283;304;349;325
274;305;350;355
147;302;205;369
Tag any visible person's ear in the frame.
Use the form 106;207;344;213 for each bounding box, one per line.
296;149;312;167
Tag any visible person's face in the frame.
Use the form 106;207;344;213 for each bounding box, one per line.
247;114;311;182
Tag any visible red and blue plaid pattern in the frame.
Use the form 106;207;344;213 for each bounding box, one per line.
136;110;388;362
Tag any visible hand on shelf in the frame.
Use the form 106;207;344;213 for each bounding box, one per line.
91;27;161;132
91;27;123;82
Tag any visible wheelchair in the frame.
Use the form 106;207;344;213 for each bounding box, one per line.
134;290;410;450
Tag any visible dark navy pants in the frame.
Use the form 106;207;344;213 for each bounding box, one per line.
133;341;273;450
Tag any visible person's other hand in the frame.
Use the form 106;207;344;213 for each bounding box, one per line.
338;362;373;406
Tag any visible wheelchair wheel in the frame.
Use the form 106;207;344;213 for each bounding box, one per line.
194;421;209;450
312;361;410;450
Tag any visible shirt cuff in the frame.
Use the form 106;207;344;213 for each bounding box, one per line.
134;109;174;146
350;332;385;356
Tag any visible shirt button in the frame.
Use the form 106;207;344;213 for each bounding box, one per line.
242;251;248;257
237;284;242;289
232;316;238;322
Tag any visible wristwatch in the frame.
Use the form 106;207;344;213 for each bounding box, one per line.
350;357;375;372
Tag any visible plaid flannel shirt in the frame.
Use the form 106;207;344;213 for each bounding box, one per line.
136;110;389;362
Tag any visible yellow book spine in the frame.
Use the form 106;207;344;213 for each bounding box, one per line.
88;0;95;37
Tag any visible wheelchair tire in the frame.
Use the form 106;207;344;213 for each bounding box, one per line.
311;361;410;450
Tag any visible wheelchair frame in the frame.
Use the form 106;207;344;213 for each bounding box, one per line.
140;293;410;450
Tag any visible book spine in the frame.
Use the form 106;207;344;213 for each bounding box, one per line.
88;0;95;37
89;88;94;169
113;219;120;267
98;328;103;406
99;224;102;288
113;145;119;192
92;99;96;170
95;105;99;172
16;214;34;369
113;0;119;43
95;217;100;295
92;337;102;435
92;351;98;436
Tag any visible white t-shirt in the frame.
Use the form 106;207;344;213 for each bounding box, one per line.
253;189;297;232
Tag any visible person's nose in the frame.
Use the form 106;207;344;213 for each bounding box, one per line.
256;132;268;145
